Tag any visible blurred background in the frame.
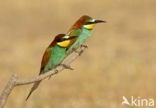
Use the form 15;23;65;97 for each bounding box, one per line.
0;0;156;108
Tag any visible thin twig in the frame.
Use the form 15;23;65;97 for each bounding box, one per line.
0;46;86;108
0;74;17;108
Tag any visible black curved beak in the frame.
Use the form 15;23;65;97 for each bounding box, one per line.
68;36;78;40
94;19;107;23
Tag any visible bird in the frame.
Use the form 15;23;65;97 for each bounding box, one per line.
26;34;77;100
66;15;106;55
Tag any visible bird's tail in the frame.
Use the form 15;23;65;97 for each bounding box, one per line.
25;80;41;101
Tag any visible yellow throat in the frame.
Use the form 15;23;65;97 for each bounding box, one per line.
84;24;95;30
57;40;72;48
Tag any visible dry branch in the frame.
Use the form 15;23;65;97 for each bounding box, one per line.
0;46;86;108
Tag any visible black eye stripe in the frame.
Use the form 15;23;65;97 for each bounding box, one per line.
57;36;77;42
85;22;95;25
56;38;63;42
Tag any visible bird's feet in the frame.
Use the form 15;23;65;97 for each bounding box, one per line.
48;69;59;79
54;69;59;74
60;64;74;70
72;48;77;52
79;44;88;56
80;44;88;48
74;44;88;56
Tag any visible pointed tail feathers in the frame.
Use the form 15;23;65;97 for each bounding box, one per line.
25;81;41;101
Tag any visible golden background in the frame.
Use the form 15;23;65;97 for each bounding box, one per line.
0;0;156;108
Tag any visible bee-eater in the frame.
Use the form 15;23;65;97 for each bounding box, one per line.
26;34;77;100
66;15;106;55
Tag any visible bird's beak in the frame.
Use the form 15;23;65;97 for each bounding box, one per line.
94;19;107;24
68;36;78;40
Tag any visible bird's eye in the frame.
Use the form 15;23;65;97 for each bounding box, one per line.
85;19;96;25
56;38;62;42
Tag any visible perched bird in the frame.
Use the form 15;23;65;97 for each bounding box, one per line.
26;34;77;100
66;15;106;55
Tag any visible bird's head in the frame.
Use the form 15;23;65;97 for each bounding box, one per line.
73;15;106;30
52;34;77;48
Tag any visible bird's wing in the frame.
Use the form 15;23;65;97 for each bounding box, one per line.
39;48;51;74
26;48;51;100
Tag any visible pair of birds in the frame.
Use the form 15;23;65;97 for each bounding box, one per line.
26;15;106;100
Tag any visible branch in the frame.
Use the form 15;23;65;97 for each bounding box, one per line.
0;46;86;108
0;74;17;108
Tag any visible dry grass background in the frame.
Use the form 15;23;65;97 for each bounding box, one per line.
0;0;156;108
